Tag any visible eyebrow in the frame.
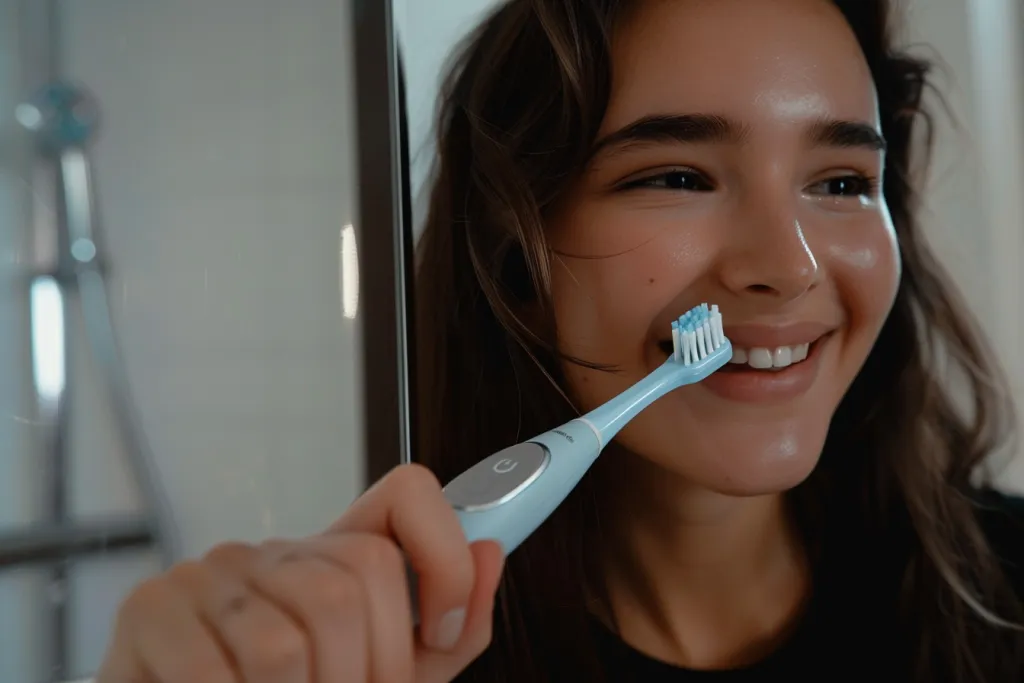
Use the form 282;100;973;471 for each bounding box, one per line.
807;118;887;152
592;114;744;157
591;113;887;158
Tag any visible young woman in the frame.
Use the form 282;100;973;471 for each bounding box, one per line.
97;1;1024;681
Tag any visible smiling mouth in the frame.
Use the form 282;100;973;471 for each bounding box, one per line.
658;336;827;372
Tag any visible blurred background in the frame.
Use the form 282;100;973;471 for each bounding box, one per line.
1;0;1021;681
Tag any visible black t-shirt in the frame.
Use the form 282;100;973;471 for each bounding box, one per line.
592;490;1024;681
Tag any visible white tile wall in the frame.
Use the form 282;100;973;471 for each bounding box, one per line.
396;0;504;239
1;2;49;679
904;0;1024;484
1;0;367;680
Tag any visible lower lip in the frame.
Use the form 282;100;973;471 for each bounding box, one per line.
698;337;829;403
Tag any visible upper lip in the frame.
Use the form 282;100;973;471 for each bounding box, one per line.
721;322;836;349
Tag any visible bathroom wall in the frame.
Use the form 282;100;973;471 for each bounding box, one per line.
0;0;367;680
0;2;44;680
395;0;502;239
905;0;1024;483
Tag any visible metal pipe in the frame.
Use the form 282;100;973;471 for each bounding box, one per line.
17;1;69;677
15;78;181;683
14;3;179;678
0;517;156;569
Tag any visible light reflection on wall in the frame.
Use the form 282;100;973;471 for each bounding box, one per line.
29;276;65;404
341;223;359;320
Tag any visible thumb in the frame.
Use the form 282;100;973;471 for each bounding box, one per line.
413;539;506;681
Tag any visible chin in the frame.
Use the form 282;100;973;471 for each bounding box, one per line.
614;406;833;500
697;449;821;498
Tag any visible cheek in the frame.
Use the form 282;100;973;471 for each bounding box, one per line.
549;258;651;412
549;217;719;413
824;209;901;335
548;251;660;364
548;217;714;360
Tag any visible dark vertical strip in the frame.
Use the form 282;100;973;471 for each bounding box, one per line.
395;46;418;464
352;0;412;485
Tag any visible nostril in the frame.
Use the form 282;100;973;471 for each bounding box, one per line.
746;284;776;294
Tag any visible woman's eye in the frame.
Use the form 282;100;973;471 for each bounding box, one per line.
808;174;878;198
621;170;714;192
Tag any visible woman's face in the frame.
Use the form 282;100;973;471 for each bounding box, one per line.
549;0;900;495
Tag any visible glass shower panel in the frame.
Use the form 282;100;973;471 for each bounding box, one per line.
0;1;387;680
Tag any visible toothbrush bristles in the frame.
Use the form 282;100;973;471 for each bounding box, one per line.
670;302;727;365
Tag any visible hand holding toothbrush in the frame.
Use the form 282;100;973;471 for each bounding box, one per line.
97;303;728;683
97;463;504;683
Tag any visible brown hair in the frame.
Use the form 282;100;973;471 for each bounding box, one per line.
413;1;1024;680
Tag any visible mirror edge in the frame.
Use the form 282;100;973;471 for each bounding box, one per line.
352;0;416;484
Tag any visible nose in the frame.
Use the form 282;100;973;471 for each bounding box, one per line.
716;203;819;302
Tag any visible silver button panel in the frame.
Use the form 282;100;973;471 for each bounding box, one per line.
443;442;550;512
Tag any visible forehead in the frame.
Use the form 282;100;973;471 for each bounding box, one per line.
603;0;879;134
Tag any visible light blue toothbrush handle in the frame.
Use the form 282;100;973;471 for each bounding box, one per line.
447;419;601;549
407;419;601;626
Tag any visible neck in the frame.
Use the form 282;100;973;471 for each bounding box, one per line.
597;452;811;670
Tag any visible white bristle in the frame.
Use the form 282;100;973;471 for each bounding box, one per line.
669;304;729;365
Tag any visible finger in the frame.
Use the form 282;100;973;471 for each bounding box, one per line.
175;545;311;683
300;532;416;683
100;575;238;683
415;540;506;679
333;463;475;651
239;539;372;683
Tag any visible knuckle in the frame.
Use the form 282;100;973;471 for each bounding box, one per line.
119;575;171;621
240;624;307;675
203;541;256;565
389;462;440;493
165;559;207;585
177;657;235;683
350;534;404;575
257;537;300;563
305;568;363;615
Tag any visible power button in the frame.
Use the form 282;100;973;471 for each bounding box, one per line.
443;443;550;511
492;458;517;474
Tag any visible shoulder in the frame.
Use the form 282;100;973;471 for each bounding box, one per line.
973;487;1024;591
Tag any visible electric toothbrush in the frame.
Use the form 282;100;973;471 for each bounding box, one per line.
408;303;732;623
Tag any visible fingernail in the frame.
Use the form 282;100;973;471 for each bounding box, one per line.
430;607;466;650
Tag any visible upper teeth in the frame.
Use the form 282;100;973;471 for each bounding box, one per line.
729;344;810;370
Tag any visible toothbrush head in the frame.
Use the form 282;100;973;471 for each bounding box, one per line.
670;303;731;368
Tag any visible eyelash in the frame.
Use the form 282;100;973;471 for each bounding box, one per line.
619;169;881;199
619;168;714;192
806;175;879;198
